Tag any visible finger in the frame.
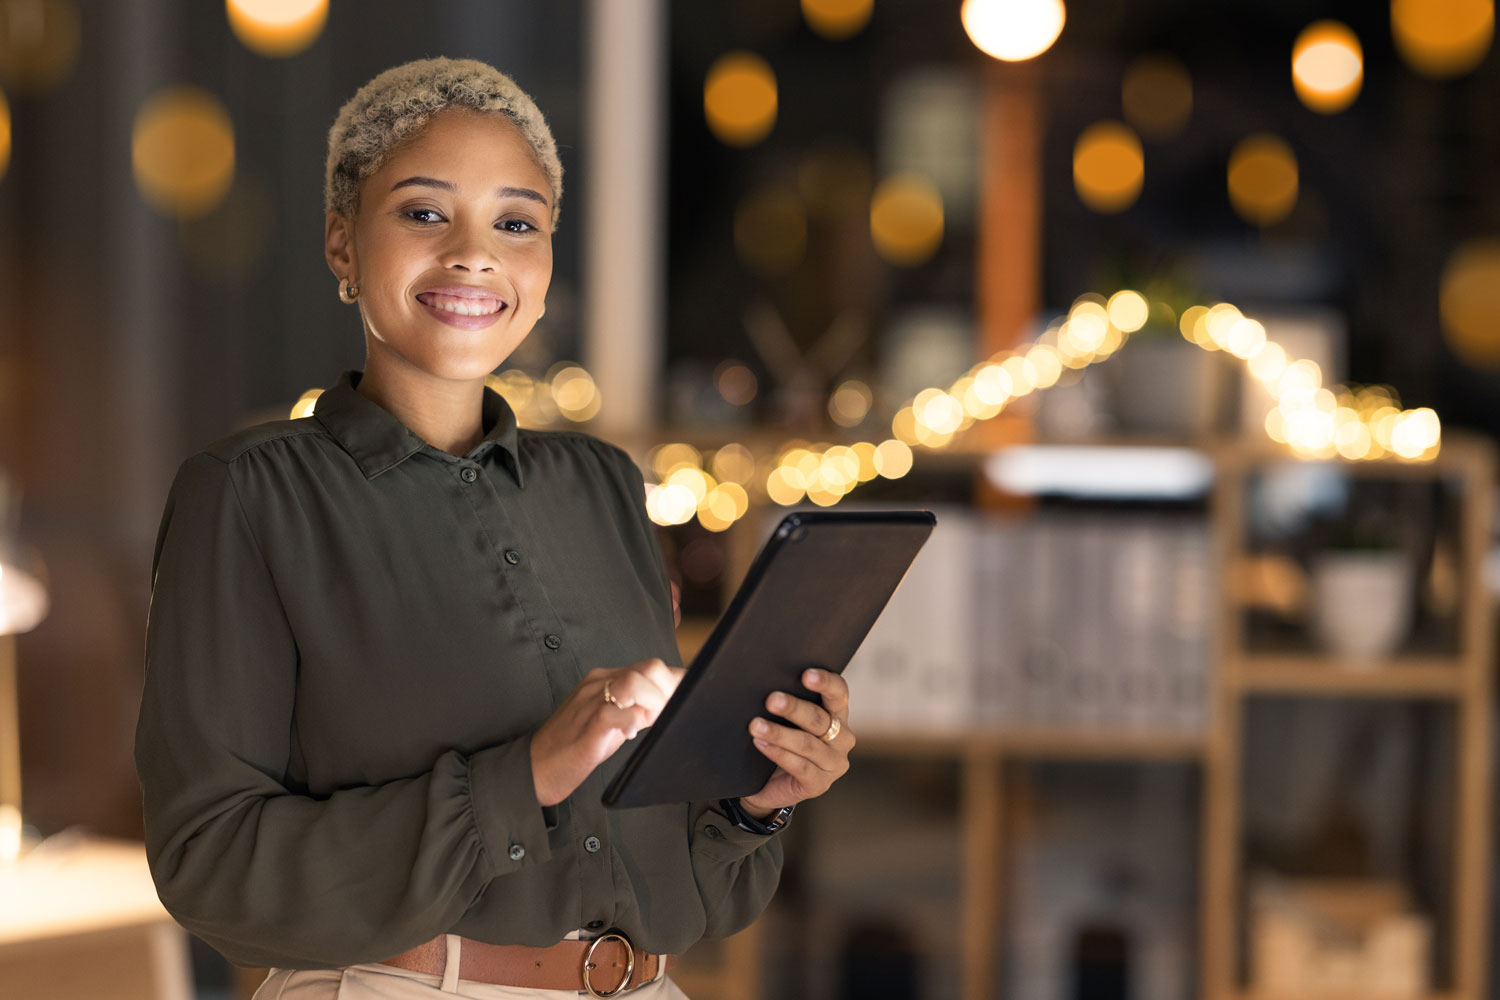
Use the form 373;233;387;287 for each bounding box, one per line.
606;670;671;715
750;717;843;776
765;691;836;741
637;659;686;699
803;668;850;720
595;702;652;740
750;733;832;798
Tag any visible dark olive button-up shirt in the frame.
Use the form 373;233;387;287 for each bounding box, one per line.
134;370;783;970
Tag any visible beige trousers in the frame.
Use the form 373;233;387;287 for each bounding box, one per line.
252;935;691;1000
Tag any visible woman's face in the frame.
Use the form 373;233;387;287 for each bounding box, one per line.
326;108;554;382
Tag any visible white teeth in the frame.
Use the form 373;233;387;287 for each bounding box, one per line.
424;293;502;316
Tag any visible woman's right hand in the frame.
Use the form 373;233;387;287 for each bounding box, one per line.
529;658;685;807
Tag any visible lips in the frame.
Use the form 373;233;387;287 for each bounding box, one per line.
415;286;506;317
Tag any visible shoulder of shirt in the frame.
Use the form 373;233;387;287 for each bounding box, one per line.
190;417;330;467
517;427;639;472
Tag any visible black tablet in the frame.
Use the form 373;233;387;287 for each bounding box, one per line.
602;508;936;808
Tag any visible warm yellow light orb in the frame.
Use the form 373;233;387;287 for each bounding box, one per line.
1073;121;1144;213
550;365;601;421
1391;0;1494;78
1227;133;1298;227
1122;54;1192;139
734;186;807;274
869;172;945;266
1107;290;1150;332
961;0;1065;62
289;388;321;418
0;0;81;92
0;87;9;182
132;86;236;220
226;0;328;58
801;0;874;39
1441;238;1500;368
873;439;913;478
1293;21;1363;113
703;51;778;147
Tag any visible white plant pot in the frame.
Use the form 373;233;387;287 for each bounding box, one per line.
1310;551;1414;662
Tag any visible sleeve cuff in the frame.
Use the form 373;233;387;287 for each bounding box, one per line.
467;735;555;876
689;804;783;863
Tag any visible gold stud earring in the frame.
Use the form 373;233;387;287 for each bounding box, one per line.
339;277;360;303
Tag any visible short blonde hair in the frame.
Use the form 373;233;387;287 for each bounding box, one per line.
325;57;563;226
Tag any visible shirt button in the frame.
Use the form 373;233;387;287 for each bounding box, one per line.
504;549;521;565
460;467;478;483
586;920;605;931
584;836;601;854
544;634;562;650
508;843;526;861
704;825;723;840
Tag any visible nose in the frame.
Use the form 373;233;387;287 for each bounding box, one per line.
438;222;498;273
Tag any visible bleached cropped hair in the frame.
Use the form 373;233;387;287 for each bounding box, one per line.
324;57;563;226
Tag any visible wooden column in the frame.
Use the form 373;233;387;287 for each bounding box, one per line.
977;62;1042;360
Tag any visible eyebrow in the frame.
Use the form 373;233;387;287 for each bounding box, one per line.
390;176;550;207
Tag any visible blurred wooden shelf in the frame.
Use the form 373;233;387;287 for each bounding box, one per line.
856;727;1205;761
1233;657;1470;699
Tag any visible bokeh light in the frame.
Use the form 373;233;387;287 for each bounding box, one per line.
1073;121;1144;213
710;443;756;485
1440;238;1500;368
734;185;807;274
703;51;778;147
961;0;1066;62
829;379;874;427
0;87;9;182
289;388;321;418
1391;0;1494;78
1107;290;1149;333
869;172;945;266
1121;54;1192;139
874;439;913;478
0;0;80;92
132;85;236;220
549;364;601;422
801;0;873;39
1292;20;1363;113
713;360;758;405
226;0;328;59
1227;133;1298;227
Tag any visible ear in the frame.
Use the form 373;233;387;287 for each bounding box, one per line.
325;211;357;280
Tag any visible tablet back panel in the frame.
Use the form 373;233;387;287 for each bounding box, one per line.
603;509;935;808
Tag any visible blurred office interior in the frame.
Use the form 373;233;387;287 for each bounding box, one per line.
2;0;1500;998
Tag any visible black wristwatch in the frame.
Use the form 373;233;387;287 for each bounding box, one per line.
720;797;795;835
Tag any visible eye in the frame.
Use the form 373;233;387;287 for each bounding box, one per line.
403;208;445;224
497;218;538;234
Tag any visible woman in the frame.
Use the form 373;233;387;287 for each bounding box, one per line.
135;57;855;999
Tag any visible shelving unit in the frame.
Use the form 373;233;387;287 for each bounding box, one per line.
1204;435;1495;1000
668;432;1495;1000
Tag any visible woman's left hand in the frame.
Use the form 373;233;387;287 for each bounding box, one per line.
739;667;854;819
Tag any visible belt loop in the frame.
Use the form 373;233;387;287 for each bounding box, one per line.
441;934;462;992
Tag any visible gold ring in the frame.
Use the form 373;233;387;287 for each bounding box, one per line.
820;716;842;743
603;681;620;707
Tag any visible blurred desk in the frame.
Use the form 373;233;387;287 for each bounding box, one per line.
0;835;192;1000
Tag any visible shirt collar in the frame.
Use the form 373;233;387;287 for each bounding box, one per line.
313;370;524;485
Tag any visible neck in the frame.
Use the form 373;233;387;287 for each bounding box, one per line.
356;349;487;457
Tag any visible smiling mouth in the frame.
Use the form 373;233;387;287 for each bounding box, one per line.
416;291;506;317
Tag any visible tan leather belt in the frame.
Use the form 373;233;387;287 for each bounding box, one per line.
379;932;668;997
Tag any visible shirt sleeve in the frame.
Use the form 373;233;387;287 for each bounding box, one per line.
597;441;788;938
135;452;553;969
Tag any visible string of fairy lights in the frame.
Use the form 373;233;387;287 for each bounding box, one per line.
631;291;1443;531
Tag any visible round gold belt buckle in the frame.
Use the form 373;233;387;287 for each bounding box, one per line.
582;931;636;998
